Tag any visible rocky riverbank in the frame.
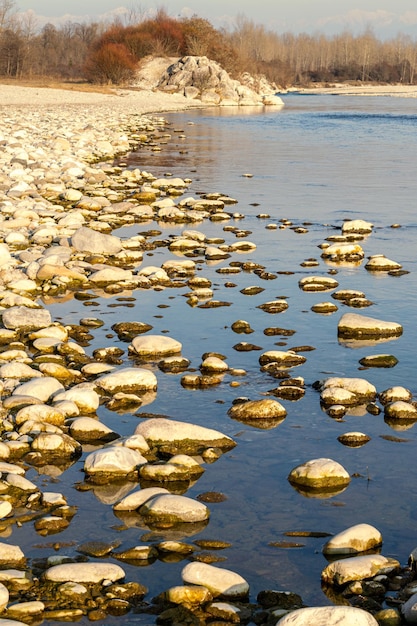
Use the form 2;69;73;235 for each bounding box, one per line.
1;85;417;625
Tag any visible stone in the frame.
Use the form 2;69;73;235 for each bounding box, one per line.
402;592;417;623
113;487;170;511
84;446;147;480
162;585;212;605
321;241;364;261
338;313;403;339
337;432;371;447
140;493;209;523
384;401;417;420
298;276;339;291
276;606;378;625
69;417;119;442
318;377;376;405
181;562;249;599
359;354;398;368
200;356;228;373
342;219;373;234
0;363;42;379
259;350;306;367
0;543;25;566
31;433;81;458
130;335;182;357
365;254;402;271
12;377;64;402
95;367;157;394
44;562;125;584
288;458;350;491
228;398;287;421
1;306;51;331
379;386;412;405
135;418;236;454
139;455;204;482
71;226;122;255
0;501;12;519
321;554;400;586
0;582;9;612
52;387;100;413
89;267;133;285
323;524;382;555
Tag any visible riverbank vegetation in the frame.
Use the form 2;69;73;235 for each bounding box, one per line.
1;0;417;87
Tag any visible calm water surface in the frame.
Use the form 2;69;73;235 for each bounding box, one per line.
21;94;417;621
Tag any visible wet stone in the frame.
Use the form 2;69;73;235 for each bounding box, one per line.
257;300;289;313
359;354;398;368
323;524;382;555
338;313;403;339
338;432;371;447
288;458;351;491
111;321;153;341
228;398;287;421
181;562;249;599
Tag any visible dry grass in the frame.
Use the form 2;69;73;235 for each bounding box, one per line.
0;77;117;94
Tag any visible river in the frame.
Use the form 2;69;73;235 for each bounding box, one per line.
21;93;417;622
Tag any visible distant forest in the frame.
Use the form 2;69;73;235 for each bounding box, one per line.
1;0;417;86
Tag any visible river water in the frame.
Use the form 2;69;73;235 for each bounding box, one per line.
18;94;417;622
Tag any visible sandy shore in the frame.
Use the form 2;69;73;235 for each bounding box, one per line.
0;84;204;114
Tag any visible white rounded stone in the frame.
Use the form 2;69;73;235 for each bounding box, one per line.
288;458;350;490
95;367;157;394
323;524;382;555
52;387;100;413
276;605;378;625
12;377;64;402
321;554;400;586
140;494;209;523
181;562;249;598
44;562;125;584
0;581;9;612
130;335;182;357
84;446;147;476
135;418;235;452
114;487;170;511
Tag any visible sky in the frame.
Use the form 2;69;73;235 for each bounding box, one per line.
12;0;417;38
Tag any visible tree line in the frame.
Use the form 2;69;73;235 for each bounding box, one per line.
1;0;417;87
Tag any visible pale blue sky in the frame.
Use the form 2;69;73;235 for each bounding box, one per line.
14;0;417;38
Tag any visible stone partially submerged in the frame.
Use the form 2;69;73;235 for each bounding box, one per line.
129;335;182;358
135;418;236;455
44;562;125;584
181;562;249;599
139;493;209;524
84;446;147;482
288;458;351;492
338;313;403;339
323;524;383;555
227;399;287;422
95;367;157;394
317;377;376;406
321;554;399;587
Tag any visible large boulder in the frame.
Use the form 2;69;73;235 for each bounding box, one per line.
157;56;284;107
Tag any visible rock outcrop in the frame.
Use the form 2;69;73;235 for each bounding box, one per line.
136;55;284;107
